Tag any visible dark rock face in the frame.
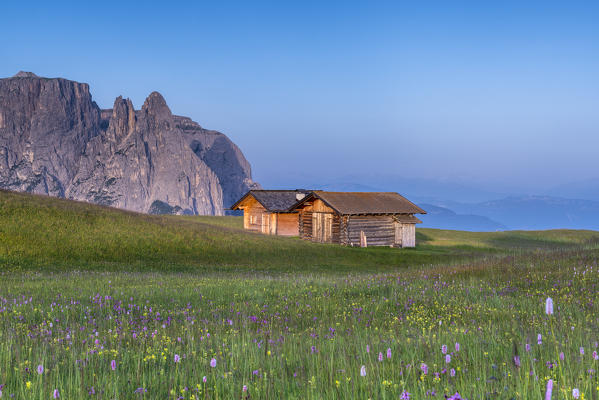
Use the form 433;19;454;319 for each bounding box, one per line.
0;73;259;215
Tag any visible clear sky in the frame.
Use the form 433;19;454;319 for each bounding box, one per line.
1;1;598;194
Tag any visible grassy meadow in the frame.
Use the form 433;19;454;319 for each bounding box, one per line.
1;189;599;399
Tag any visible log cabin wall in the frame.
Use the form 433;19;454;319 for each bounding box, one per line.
241;197;267;233
276;213;300;236
344;215;395;246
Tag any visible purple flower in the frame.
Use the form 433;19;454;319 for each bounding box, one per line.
37;365;44;375
593;351;598;360
111;360;117;371
545;297;554;315
572;388;580;399
242;385;248;392
455;342;460;352
311;346;317;354
445;354;451;364
514;356;521;367
210;358;216;368
53;389;60;399
526;343;531;352
360;365;366;377
580;347;584;356
560;352;565;361
202;376;207;383
134;387;147;394
421;363;428;375
538;334;542;345
366;344;370;353
545;379;553;400
387;348;392;359
441;345;447;354
450;368;456;377
447;393;466;400
378;352;383;362
400;390;411;399
174;354;180;363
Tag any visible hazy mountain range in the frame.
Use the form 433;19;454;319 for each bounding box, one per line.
278;176;599;231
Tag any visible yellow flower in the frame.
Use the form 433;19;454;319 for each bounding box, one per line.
26;381;32;389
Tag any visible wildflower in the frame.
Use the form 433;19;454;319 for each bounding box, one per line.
242;385;247;392
445;354;451;364
134;387;147;394
37;364;44;374
514;355;521;367
378;352;383;362
545;379;553;400
311;346;317;354
447;393;465;400
387;348;392;359
450;368;456;377
53;389;60;398
202;376;207;383
210;358;216;368
580;347;584;356
366;344;370;353
26;381;32;389
593;351;598;360
572;388;580;399
421;363;428;375
400;390;411;399
174;354;180;363
442;345;447;354
111;360;117;371
538;334;542;345
360;365;366;377
526;344;531;352
560;352;565;361
455;343;460;352
545;297;554;315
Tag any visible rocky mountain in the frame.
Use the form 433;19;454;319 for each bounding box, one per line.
0;72;259;215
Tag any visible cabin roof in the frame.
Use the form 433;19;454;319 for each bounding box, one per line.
290;191;427;215
230;190;311;212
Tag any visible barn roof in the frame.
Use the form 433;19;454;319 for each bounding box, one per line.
290;191;427;215
230;190;311;212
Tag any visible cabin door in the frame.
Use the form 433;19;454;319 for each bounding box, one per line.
261;213;270;234
312;213;333;243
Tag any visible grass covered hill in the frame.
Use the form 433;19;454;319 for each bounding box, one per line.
1;189;599;398
1;188;599;273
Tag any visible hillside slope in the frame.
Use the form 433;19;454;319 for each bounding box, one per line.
1;190;598;273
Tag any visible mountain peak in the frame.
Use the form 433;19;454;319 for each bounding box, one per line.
13;71;38;78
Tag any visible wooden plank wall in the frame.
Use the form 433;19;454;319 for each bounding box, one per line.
401;223;416;247
276;213;300;236
299;211;313;240
344;215;395;247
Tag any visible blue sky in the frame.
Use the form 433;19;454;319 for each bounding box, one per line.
1;1;598;194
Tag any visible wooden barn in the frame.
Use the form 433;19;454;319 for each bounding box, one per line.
229;190;310;236
289;191;426;247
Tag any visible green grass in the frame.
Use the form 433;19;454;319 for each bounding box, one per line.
2;189;599;274
1;189;599;399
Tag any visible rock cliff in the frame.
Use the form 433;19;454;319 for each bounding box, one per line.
0;72;259;215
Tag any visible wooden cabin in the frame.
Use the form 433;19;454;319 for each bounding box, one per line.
289;191;426;247
230;190;310;236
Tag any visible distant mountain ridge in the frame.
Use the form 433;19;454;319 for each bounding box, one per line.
0;71;259;215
